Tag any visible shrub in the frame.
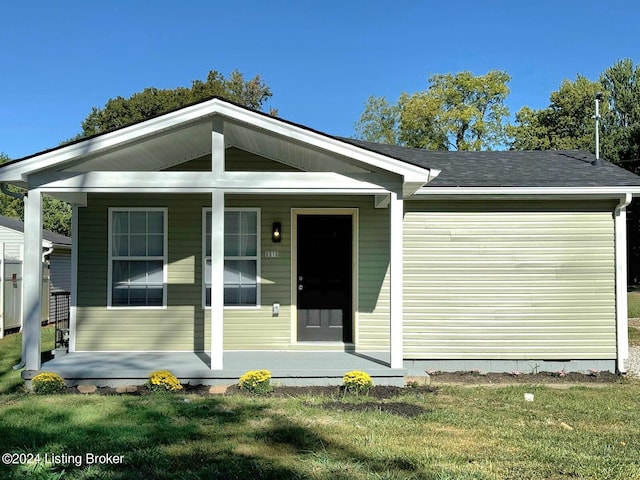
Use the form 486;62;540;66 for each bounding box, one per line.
343;370;374;395
32;372;66;394
239;369;272;394
146;370;183;392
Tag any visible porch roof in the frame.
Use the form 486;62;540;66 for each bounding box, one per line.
0;97;436;197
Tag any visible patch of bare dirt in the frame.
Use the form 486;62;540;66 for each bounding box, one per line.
427;370;621;385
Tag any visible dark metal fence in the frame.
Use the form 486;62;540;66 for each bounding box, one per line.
50;289;70;349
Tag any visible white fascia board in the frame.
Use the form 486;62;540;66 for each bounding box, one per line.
414;186;640;199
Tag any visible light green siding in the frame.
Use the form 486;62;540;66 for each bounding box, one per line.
76;194;208;351
75;193;390;351
403;200;617;360
221;195;390;351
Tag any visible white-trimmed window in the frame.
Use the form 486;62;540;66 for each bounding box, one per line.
108;208;167;308
204;208;260;308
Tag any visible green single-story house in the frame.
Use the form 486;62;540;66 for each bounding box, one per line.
2;97;640;385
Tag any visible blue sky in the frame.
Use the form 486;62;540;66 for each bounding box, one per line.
1;0;638;159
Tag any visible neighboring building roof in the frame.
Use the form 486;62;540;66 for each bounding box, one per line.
342;139;640;188
0;215;71;248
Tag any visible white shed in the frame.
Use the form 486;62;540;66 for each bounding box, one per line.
0;215;71;337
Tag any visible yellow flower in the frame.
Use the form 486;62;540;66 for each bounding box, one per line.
343;371;374;394
239;370;272;394
147;370;183;392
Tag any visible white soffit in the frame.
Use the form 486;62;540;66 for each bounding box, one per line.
223;122;371;174
62;121;213;172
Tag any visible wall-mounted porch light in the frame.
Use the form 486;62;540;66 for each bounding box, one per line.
272;222;282;243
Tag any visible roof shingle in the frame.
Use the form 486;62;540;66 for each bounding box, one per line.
342;139;640;188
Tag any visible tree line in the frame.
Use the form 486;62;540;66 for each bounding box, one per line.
355;58;640;163
2;60;640;237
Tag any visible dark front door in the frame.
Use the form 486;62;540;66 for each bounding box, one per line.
297;214;353;342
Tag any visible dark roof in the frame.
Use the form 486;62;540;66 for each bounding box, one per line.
5;93;640;189
342;139;640;188
0;215;71;247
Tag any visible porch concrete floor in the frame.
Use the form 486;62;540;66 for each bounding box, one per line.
39;351;407;387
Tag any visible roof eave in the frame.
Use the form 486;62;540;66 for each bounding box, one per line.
414;185;640;199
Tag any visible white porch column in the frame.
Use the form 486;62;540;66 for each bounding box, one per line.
389;191;404;369
23;188;43;371
615;194;632;373
69;204;80;352
210;190;225;369
210;116;225;370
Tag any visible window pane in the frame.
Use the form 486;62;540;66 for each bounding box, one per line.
224;234;239;256
242;212;257;234
147;211;164;234
224;261;240;284
147;286;163;306
241;234;257;256
205;212;212;257
112;234;128;256
238;260;257;283
240;285;257;305
130;235;147;256
129;287;147;306
147;261;164;284
204;259;211;286
112;261;130;284
224;286;240;305
224;260;256;284
205;287;211;307
148;234;163;256
225;212;240;234
112;286;129;306
130;211;147;234
130;261;148;284
112;211;129;234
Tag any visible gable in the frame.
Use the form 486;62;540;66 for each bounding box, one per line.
0;98;433;197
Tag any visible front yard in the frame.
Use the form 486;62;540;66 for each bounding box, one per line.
1;328;640;479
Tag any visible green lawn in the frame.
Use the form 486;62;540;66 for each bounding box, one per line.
1;329;640;479
628;291;640;319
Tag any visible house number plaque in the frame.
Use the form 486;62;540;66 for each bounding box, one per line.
264;251;279;258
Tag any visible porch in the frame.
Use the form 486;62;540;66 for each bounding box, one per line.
29;350;409;387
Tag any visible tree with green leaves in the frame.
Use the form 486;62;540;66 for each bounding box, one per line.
508;59;640;164
79;69;274;137
354;70;511;151
599;59;640;162
0;152;72;236
508;75;604;153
